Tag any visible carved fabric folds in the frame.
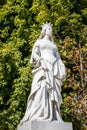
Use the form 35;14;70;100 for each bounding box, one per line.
20;40;66;124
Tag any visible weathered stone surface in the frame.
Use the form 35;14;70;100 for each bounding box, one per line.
20;23;66;124
17;120;73;130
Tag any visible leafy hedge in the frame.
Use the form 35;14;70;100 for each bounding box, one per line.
0;0;87;130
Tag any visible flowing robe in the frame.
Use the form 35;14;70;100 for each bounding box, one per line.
20;39;66;124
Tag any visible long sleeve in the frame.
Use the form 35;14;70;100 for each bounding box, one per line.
30;40;41;67
54;48;66;81
54;48;60;60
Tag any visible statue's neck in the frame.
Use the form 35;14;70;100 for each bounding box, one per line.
43;35;51;41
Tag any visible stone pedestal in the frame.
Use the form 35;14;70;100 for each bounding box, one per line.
17;120;73;130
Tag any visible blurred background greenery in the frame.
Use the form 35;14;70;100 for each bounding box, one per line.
0;0;87;130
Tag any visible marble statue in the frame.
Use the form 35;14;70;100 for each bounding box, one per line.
20;22;66;125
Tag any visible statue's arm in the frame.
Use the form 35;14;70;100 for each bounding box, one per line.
30;45;41;67
54;47;60;60
54;47;66;81
33;46;47;70
34;46;41;61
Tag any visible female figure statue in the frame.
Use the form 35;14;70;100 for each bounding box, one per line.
20;22;66;124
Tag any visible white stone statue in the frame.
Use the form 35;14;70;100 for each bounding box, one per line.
20;22;66;125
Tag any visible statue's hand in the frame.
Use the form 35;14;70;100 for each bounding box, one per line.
61;75;66;81
40;58;47;71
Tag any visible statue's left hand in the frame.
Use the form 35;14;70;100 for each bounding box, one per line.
40;59;47;71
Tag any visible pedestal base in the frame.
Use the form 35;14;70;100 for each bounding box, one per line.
17;120;73;130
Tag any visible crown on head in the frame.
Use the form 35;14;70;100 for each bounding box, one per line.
42;22;53;30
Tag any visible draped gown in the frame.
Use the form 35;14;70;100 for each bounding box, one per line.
20;38;66;124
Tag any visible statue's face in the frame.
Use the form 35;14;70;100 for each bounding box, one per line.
45;26;52;37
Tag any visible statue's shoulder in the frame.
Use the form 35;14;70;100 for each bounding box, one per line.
35;39;44;47
34;39;40;47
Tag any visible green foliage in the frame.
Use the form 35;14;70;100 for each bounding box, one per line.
0;0;87;130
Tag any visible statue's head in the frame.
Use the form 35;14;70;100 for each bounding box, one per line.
42;22;52;31
39;22;53;40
